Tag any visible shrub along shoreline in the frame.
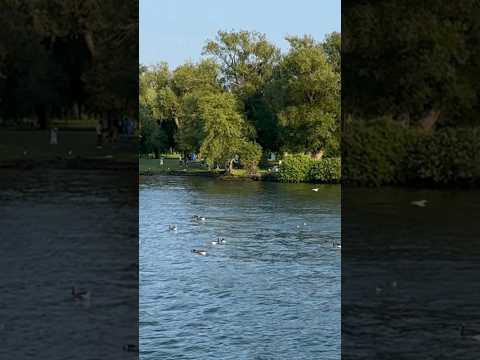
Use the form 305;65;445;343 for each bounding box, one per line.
139;155;341;184
343;119;480;187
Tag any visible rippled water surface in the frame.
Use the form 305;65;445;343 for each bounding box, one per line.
343;188;480;359
0;169;138;359
140;176;341;360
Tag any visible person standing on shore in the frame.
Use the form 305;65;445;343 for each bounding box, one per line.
96;119;103;149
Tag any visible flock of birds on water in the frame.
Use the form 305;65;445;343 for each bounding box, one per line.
66;193;469;348
168;214;230;257
167;189;344;256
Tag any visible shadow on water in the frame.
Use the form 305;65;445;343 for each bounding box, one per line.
343;187;480;359
140;176;341;360
0;169;138;359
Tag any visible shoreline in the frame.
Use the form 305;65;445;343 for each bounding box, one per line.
0;158;137;171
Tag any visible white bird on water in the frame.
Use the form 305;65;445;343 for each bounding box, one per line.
411;200;428;207
312;188;319;192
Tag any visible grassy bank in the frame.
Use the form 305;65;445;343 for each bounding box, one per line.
0;130;138;164
139;156;341;184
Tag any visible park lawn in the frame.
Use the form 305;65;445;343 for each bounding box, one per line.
51;118;97;130
139;158;272;179
139;158;211;174
0;130;137;162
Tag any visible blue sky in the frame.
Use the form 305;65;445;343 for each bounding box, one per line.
140;0;340;68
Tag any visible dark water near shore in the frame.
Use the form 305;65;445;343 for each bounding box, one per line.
140;176;341;360
343;187;480;359
0;169;138;359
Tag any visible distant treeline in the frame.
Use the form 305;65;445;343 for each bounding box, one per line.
0;0;138;129
139;30;341;171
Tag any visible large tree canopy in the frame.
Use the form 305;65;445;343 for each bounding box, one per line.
343;0;480;126
0;0;138;128
140;30;341;167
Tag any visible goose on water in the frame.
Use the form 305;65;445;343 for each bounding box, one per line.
71;287;90;301
168;224;177;231
192;249;207;256
211;238;226;245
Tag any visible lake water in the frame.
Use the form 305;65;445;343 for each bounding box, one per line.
140;176;341;360
342;187;480;359
0;169;138;359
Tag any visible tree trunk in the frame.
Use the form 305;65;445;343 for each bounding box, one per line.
419;110;441;131
312;150;324;160
226;159;234;175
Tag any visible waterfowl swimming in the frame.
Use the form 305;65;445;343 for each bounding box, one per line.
211;238;226;245
411;200;428;207
71;287;90;301
192;249;207;256
460;324;480;341
168;224;177;231
312;188;319;192
332;242;341;249
192;215;206;222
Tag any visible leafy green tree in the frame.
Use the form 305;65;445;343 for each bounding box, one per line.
172;60;222;97
203;30;281;98
266;36;340;157
322;32;341;74
343;0;479;125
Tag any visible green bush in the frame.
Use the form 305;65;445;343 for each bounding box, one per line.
343;117;417;186
310;157;341;183
407;128;480;185
344;117;480;186
276;154;341;183
276;154;314;183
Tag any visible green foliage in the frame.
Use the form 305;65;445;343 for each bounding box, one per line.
310;158;341;183
266;35;340;156
197;92;245;165
407;128;480;185
344;117;480;186
203;30;281;98
343;1;480;125
139;29;341;177
277;154;341;183
276;154;315;183
343;118;417;186
322;32;341;74
238;142;263;173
